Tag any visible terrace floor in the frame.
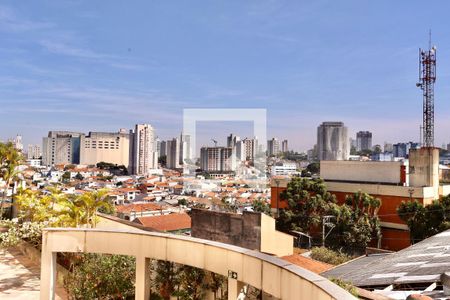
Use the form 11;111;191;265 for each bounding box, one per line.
0;248;66;299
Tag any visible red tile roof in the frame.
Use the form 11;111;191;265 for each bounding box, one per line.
116;203;163;214
134;213;191;232
281;255;333;274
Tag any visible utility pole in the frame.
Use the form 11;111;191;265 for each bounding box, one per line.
322;215;335;247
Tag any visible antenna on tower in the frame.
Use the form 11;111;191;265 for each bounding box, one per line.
429;29;432;49
416;32;436;148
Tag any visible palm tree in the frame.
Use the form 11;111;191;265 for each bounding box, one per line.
57;194;83;227
77;189;112;228
0;142;22;219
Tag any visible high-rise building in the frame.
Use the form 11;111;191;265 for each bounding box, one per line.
243;138;257;161
384;142;394;153
131;124;158;175
200;147;233;172
27;144;42;159
356;131;372;151
226;134;240;148
42;131;82;166
180;133;192;164
166;137;181;169
281;140;288;153
267;138;280;156
13;135;23;152
393;142;419;158
79;131;131;170
235;140;246;161
159;140;167;157
317;122;349;161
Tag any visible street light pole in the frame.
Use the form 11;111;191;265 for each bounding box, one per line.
322;215;335;247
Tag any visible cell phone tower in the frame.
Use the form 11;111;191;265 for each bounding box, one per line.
416;32;436;148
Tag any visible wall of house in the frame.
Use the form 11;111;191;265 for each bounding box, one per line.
191;209;262;251
260;213;293;256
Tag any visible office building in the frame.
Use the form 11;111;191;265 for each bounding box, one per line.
42;131;82;166
132;124;158;175
200;147;233;172
317;122;349;161
356;131;372;151
79;130;131;169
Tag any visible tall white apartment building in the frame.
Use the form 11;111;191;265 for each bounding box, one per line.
132;124;158;175
13;135;23;152
27;144;42;159
180;133;192;164
79;130;131;170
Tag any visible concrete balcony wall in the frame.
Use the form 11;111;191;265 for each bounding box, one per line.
39;228;356;300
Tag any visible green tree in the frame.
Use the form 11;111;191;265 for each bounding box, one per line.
64;253;135;300
174;265;206;300
277;177;335;234
252;198;271;216
328;191;381;251
398;196;450;243
306;162;320;174
152;261;180;300
159;155;167;166
277;178;381;252
77;189;112;228
74;173;84;181
61;171;71;183
0;142;22;218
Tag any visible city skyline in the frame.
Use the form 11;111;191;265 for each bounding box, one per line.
1;1;450;150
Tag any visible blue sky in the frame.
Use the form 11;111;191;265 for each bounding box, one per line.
1;1;450;151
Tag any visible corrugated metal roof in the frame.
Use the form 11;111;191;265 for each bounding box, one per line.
321;229;450;287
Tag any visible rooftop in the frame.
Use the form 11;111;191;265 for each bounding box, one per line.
133;213;191;232
321;229;450;288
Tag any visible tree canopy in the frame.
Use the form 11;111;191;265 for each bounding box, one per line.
276;177;381;252
398;196;450;243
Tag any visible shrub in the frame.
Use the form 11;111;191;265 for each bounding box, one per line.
0;220;45;248
310;247;352;265
330;278;358;297
64;253;135;300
